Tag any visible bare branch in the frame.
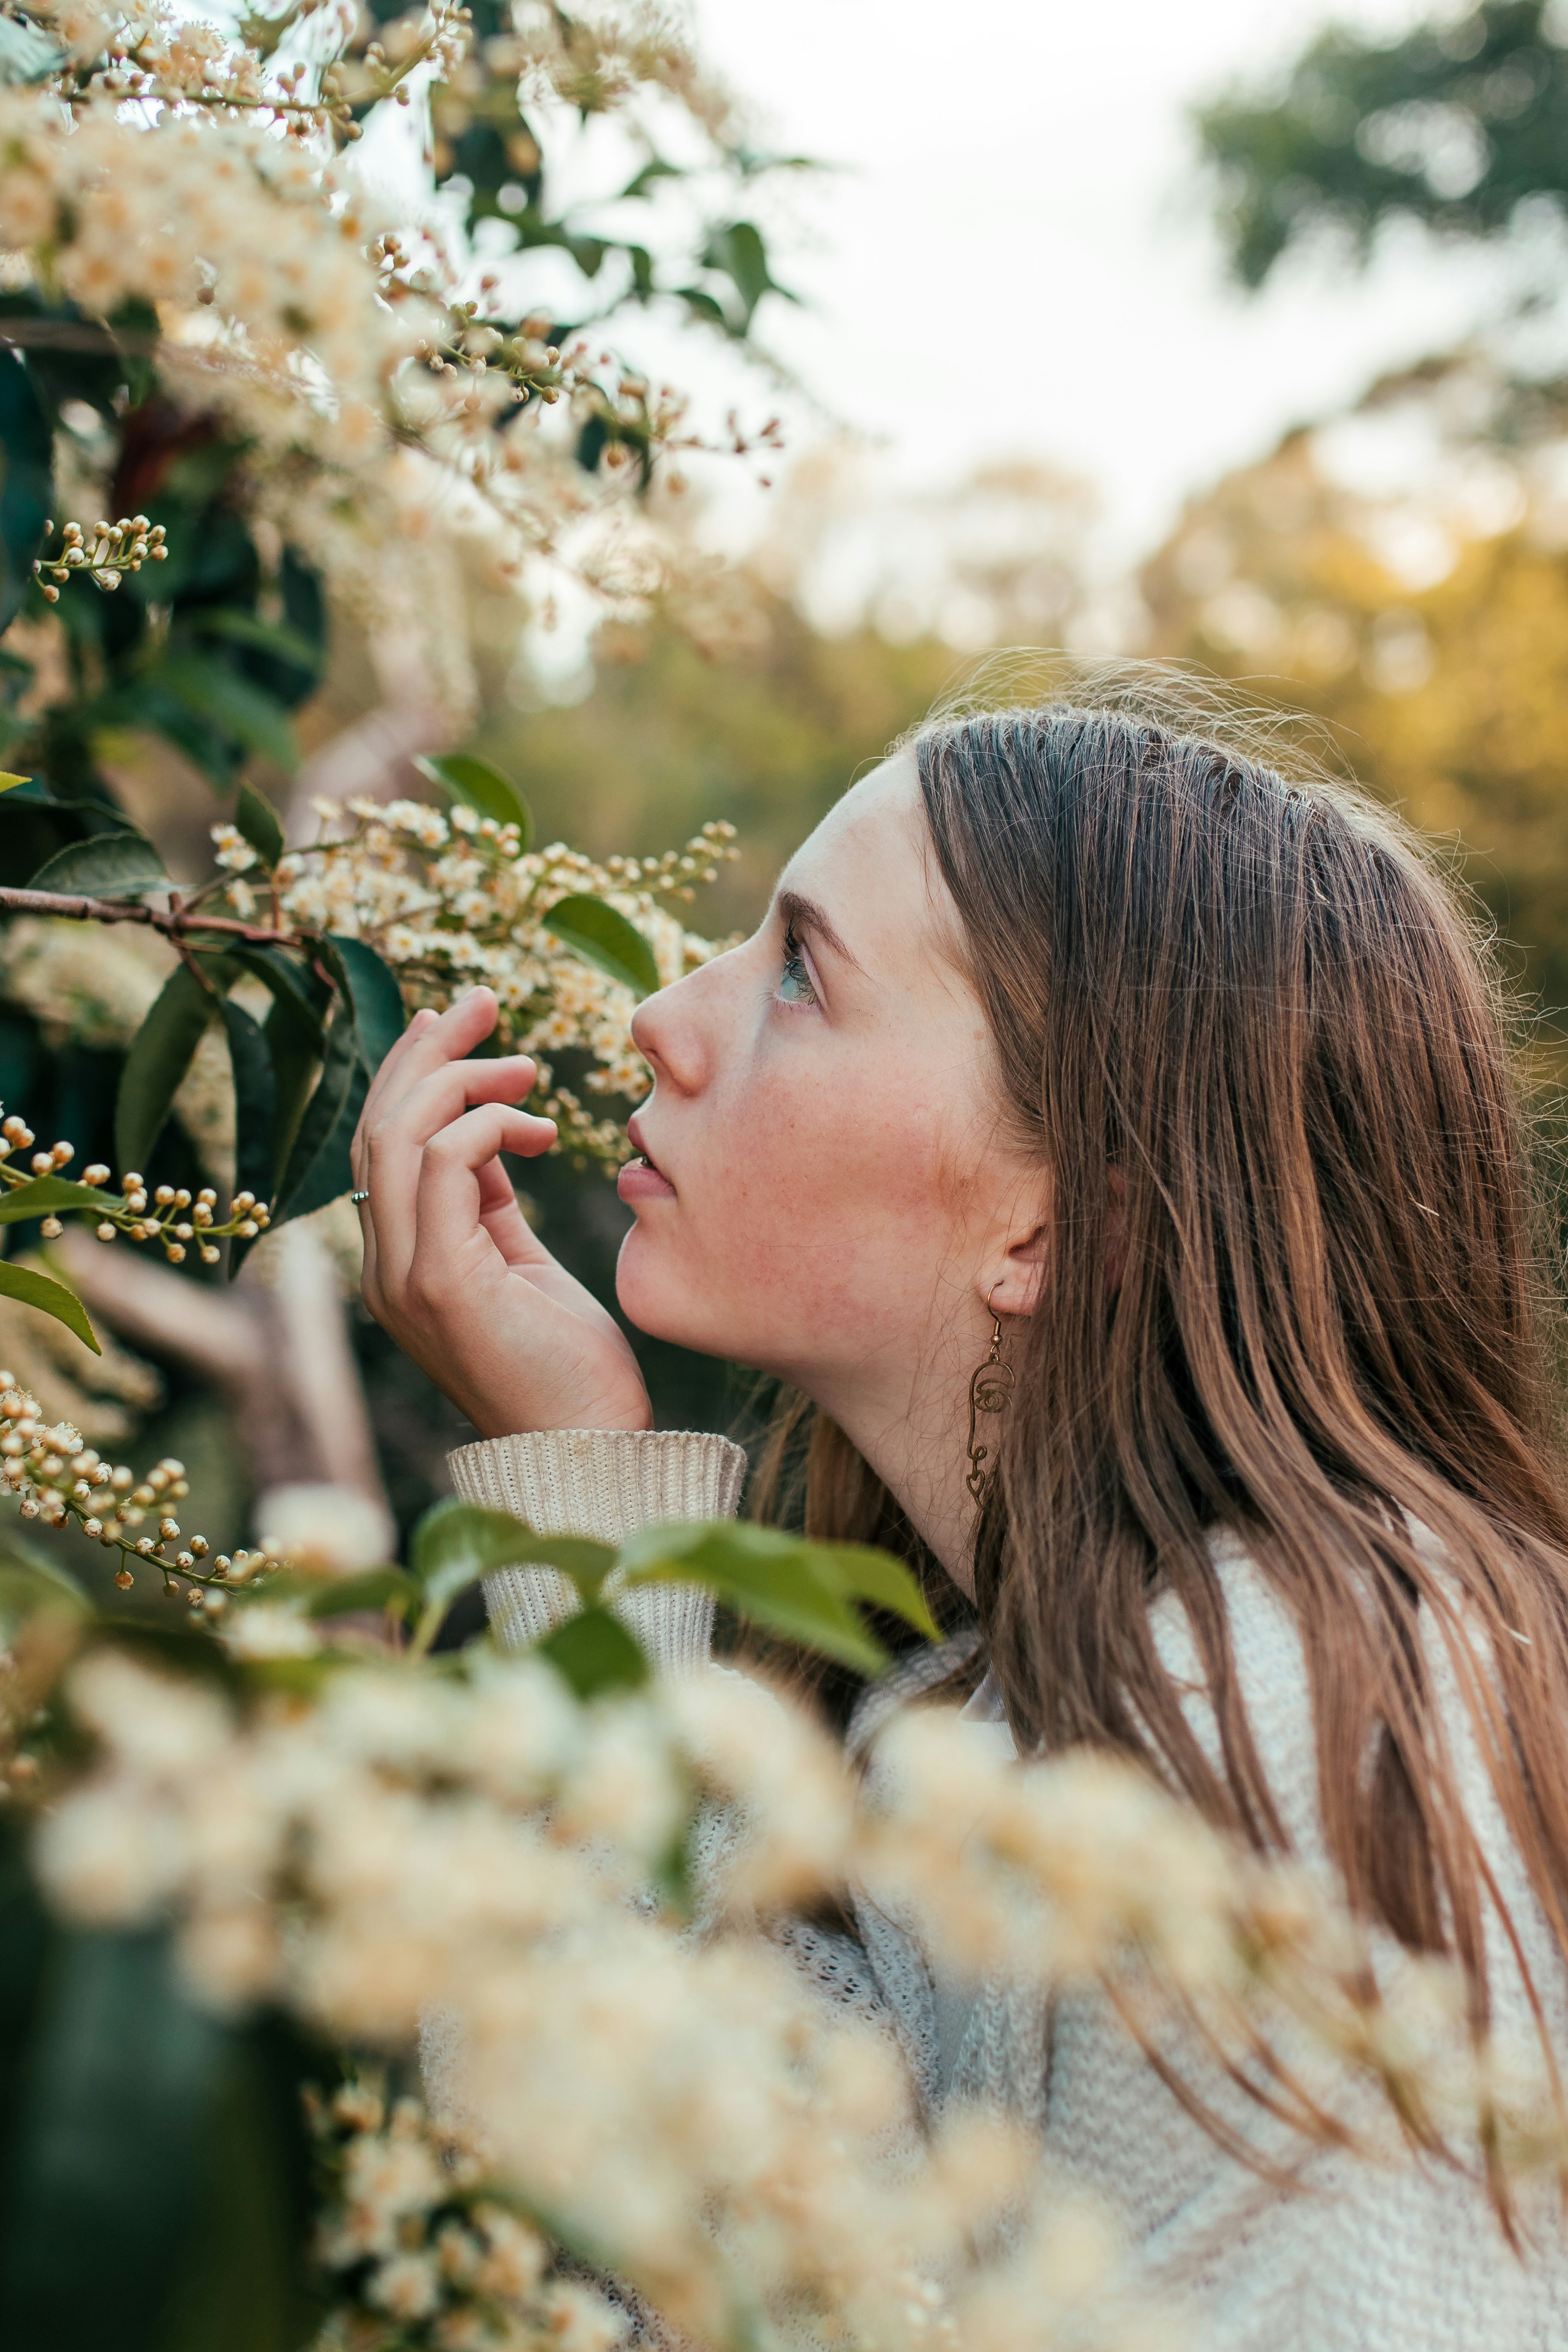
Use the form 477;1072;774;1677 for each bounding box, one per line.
0;884;309;951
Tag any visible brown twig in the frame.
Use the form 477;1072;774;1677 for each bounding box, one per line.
0;884;309;951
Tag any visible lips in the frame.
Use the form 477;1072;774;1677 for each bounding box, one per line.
619;1116;677;1203
626;1115;662;1175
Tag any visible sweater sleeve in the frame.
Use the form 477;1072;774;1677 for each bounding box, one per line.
445;1427;747;1675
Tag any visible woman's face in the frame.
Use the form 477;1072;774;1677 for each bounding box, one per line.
616;755;1044;1426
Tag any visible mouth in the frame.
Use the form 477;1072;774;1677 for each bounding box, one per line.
619;1117;677;1203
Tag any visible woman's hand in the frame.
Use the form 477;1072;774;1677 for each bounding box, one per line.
351;988;653;1438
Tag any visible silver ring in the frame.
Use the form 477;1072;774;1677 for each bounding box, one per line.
348;1188;370;1204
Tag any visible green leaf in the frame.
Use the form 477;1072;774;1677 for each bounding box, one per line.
0;771;29;792
410;1497;616;1616
234;781;284;872
0;1174;123;1225
0;350;51;632
304;1566;421;1619
825;1544;940;1641
617;1521;937;1675
115;962;214;1179
260;990;319;1199
326;934;407;1074
0;1259;99;1354
190;608;323;676
221;998;277;1210
227;944;325;1043
538;1605;648;1698
542;893;660;999
270;1005;357;1223
414;751;534;845
25;831;169;901
150;653;299;775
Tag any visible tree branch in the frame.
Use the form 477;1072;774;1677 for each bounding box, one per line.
0;884;308;950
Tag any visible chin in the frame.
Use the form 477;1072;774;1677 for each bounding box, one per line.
615;1223;760;1367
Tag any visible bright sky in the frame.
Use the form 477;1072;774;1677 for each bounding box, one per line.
677;0;1510;572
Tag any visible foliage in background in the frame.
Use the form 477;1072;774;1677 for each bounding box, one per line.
1196;0;1568;288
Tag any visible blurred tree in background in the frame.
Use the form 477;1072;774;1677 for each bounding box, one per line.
1167;1;1568;1043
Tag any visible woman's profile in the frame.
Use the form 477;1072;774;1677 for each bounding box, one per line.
352;685;1568;2347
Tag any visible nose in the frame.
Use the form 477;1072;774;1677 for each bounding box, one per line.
630;956;719;1097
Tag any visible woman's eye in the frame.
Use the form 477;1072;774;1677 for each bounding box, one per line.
777;936;818;1007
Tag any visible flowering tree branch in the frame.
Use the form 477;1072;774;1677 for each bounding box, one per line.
0;885;312;952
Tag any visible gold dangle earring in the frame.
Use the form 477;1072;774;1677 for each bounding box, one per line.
965;1283;1015;1507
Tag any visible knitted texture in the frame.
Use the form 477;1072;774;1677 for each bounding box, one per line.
446;1427;746;1674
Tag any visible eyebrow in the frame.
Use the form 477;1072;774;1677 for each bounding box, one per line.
776;887;866;975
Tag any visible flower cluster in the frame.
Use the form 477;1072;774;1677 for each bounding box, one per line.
0;1109;271;1261
0;0;777;720
25;1634;1562;2348
214;802;738;1168
0;1365;278;1609
307;2077;624;2352
31;513;167;601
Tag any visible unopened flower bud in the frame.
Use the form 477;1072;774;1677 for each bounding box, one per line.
50;1142;71;1167
202;1590;226;1618
232;1192;255;1212
132;1485;154;1507
121;1172;143;1191
173;1190;191;1210
187;1586;204;1609
213;1555;230;1577
134;1535;155;1555
110;1466;132;1490
18;1498;37;1519
165;1243;185;1263
193;1203;212;1227
82;1165;109;1187
39;1217;62;1240
83;1517;101;1537
173;1223;193;1241
199;1244;220;1265
154;1185;175;1206
176;1551;193;1570
237;1219;258;1238
96;1223;115;1243
114;1568;134;1590
160;1517;180;1540
71;1480;91;1502
196;1188;216;1207
127;1192;147;1215
30;1153;51;1176
190;1535;208;1557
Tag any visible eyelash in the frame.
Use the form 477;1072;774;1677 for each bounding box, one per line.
777;926;819;1009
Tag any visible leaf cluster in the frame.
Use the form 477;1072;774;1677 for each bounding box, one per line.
1196;0;1568;285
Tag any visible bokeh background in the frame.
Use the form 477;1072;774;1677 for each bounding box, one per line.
13;0;1568;1592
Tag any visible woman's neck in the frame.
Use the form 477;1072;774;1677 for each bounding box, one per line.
807;1341;981;1600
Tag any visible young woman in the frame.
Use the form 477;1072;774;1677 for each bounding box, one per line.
353;702;1568;2348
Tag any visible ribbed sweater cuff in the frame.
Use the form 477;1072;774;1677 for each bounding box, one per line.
445;1428;747;1675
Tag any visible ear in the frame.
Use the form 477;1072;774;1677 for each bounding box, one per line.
982;1214;1050;1319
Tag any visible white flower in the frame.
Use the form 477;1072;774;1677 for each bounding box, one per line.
367;2250;441;2321
34;1785;188;1925
220;1602;321;1661
255;1482;394;1578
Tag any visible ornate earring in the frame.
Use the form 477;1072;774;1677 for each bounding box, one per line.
965;1284;1015;1507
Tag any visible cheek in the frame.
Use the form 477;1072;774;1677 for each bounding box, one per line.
615;1042;960;1370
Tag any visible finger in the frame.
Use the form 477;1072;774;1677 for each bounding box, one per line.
410;1104;557;1286
364;1063;555;1288
354;1005;436;1191
361;987;506;1136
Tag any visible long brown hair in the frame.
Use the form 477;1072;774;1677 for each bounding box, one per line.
772;695;1568;2073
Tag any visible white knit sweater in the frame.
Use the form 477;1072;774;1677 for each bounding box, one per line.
448;1428;1568;2351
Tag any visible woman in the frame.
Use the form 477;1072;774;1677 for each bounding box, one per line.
354;702;1568;2347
